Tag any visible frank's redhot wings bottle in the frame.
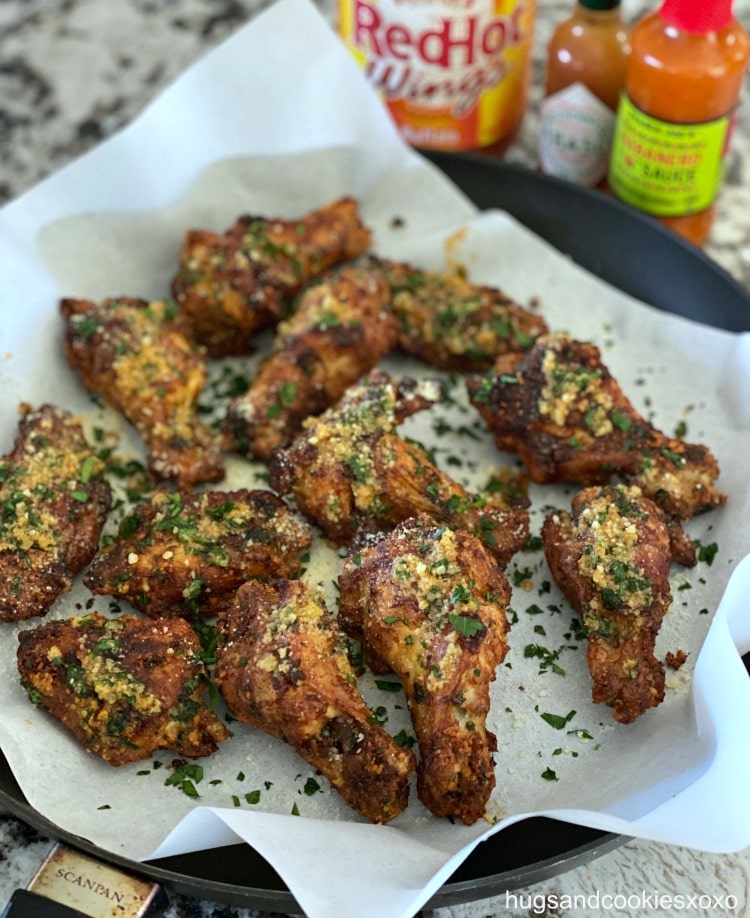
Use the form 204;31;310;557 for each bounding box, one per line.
337;0;536;154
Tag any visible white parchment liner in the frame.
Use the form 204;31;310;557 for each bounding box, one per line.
1;2;750;917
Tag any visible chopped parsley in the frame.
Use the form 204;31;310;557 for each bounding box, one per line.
540;710;576;730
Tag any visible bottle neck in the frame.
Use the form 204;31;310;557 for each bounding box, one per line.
578;0;621;9
573;3;625;27
659;0;733;33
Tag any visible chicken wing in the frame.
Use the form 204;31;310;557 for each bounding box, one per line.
215;578;416;824
84;488;312;620
171;197;372;356
17;611;229;765
268;371;528;565
224;263;398;460
61;296;223;490
0;404;111;622
338;516;511;824
542;484;682;724
467;332;726;520
376;257;548;371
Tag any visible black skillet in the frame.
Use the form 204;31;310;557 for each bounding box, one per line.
2;152;749;913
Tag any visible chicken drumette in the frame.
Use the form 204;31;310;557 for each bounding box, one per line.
268;371;529;566
171;197;372;356
17;611;229;765
338;516;512;824
84;488;312;620
0;404;111;622
61;296;223;489
224;264;398;460
542;483;692;724
215;578;416;824
467;332;726;520
376;257;548;371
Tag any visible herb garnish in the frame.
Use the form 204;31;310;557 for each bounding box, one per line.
165;763;204;798
541;710;576;730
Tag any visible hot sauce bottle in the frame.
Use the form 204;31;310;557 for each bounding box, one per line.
545;0;630;110
608;0;750;245
539;0;631;186
337;0;536;154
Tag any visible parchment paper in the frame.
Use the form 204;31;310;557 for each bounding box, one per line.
1;2;750;917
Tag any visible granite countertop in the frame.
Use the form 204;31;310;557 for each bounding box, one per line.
1;2;750;917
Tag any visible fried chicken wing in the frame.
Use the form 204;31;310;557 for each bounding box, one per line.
376;257;548;371
224;264;398;460
338;516;511;824
171;197;372;356
84;488;312;620
268;371;528;565
0;404;111;622
17;612;229;765
542;484;683;724
467;333;726;519
61;296;223;489
215;578;415;824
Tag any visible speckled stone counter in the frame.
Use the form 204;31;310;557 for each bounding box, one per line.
2;2;750;917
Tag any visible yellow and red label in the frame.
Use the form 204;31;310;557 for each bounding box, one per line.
608;95;732;217
338;0;536;151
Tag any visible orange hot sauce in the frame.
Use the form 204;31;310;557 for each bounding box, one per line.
545;0;630;113
608;0;750;246
539;0;630;185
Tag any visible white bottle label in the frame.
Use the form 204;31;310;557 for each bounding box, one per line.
538;83;616;186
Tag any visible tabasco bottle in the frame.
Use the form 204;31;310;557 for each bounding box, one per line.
337;0;537;154
608;0;750;245
539;0;631;186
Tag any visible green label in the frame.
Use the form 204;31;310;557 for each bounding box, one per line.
608;95;731;217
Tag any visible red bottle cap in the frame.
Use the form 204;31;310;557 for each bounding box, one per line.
660;0;733;33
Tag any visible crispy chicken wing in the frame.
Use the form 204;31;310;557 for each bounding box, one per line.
338;516;511;824
376;257;548;371
84;488;312;620
17;612;229;765
224;264;398;460
61;296;223;489
0;404;111;622
542;484;683;724
171;197;372;356
467;333;726;520
215;578;416;824
268;371;528;565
